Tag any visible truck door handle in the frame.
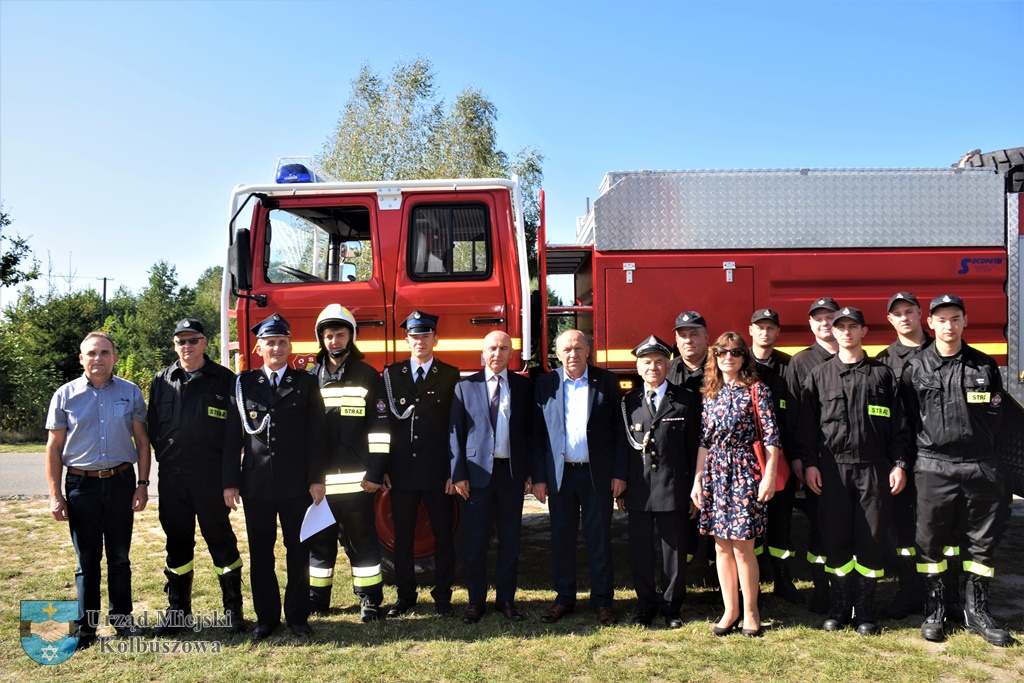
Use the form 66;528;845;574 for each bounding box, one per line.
470;317;505;325
357;320;385;327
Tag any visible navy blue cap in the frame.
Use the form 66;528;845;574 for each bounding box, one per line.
808;297;840;315
673;311;706;329
174;318;205;336
250;313;291;338
401;310;439;335
887;292;920;312
632;335;673;358
750;308;780;325
929;294;966;314
833;306;866;326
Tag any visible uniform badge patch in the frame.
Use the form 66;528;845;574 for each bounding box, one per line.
992;394;1002;407
249;410;258;419
377;399;386;413
400;398;406;405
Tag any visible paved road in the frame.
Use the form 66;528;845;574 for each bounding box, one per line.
0;453;160;498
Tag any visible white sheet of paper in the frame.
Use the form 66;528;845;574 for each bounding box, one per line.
299;498;336;542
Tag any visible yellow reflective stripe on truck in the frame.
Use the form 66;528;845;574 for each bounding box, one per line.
290;338;522;355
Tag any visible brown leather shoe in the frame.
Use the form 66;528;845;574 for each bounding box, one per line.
462;604;485;624
496;600;523;621
540;603;574;623
596;606;618;626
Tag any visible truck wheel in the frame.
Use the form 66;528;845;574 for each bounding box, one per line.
956;147;1024;192
374;490;465;586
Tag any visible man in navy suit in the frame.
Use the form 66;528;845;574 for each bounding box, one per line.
533;329;628;626
450;331;533;623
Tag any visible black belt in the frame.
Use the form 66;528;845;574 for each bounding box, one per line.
564;461;590;468
66;462;133;478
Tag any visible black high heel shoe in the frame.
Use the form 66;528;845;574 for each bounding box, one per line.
711;617;741;636
742;623;764;638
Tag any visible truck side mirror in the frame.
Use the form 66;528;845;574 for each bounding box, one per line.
229;228;253;291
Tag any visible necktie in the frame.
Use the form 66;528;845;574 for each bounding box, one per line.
415;366;425;390
648;390;658;418
271;371;279;393
490;376;501;428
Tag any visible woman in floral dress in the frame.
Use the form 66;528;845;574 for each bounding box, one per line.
690;332;780;636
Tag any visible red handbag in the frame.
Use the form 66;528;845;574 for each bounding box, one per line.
750;382;791;491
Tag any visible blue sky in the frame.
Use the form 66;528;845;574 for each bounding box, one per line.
1;0;1022;300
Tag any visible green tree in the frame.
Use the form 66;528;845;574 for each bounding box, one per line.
318;58;544;276
0;204;40;287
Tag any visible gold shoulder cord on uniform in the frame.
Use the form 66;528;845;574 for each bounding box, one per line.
235;375;271;436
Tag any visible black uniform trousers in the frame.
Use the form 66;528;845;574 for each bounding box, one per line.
818;460;891;576
628;510;685;616
463;462;524;605
158;469;240;573
891;475;917;556
243;494;310;627
548;464;615;608
765;475;797;559
390;488;454;603
915;456;1003;576
308;492;383;604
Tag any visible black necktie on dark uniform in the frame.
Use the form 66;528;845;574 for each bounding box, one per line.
271;372;279;394
415;366;425;390
648;390;658;418
490;376;501;428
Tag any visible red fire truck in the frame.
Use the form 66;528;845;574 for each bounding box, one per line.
221;149;1024;576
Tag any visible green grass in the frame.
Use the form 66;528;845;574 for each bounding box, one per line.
0;442;46;454
2;498;1022;682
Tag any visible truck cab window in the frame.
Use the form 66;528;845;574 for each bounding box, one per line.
409;204;491;280
264;206;373;283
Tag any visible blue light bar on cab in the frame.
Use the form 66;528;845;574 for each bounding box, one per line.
276;163;316;184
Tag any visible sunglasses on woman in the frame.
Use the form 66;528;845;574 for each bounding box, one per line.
713;347;745;358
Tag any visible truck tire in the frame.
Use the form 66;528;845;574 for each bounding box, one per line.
956;147;1024;192
374;490;465;586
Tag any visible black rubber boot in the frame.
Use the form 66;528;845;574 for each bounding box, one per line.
309;584;333;616
883;560;923;620
771;558;805;606
154;569;193;635
963;577;1012;647
822;575;853;631
854;575;880;635
219;570;245;635
920;575;946;642
943;567;964;628
809;564;830;615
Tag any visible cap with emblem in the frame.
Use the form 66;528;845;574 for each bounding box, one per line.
250;313;291;338
750;309;780;325
886;292;920;312
632;335;673;358
174;318;205;336
808;297;840;315
401;310;439;335
673;311;707;330
929;294;966;315
833;306;865;326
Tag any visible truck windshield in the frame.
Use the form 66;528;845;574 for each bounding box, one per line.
264;205;373;283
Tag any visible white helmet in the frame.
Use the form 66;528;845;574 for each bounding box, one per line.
315;304;357;345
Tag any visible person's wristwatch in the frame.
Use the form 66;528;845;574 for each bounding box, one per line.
892;460;908;471
137;479;150;487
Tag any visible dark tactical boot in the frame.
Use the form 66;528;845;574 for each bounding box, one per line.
771;557;805;606
920;575;946;642
360;594;382;623
822;575;853;631
883;560;923;620
809;564;830;615
943;568;964;628
854;575;880;635
309;583;333;617
154;569;193;636
963;577;1012;647
219;570;245;634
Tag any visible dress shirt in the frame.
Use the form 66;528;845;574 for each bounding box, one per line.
411;358;434;377
264;366;286;386
646;380;668;414
563;368;589;463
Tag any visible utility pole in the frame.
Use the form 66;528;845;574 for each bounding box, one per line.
98;277;113;326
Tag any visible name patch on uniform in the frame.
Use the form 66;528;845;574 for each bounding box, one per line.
967;392;991;404
779;399;786;410
341;407;366;417
867;405;890;418
207;407;228;420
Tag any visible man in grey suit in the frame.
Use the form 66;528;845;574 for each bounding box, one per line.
450;331;533;623
533;329;628;626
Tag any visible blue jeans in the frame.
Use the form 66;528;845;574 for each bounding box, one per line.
65;467;135;632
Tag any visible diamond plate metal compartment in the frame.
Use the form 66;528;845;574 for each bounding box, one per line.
588;169;1006;251
1007;194;1023;410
